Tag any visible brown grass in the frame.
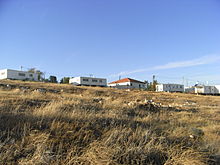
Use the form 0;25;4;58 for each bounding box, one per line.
0;80;220;164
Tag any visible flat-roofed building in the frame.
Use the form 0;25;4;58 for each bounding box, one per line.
0;69;38;81
185;85;219;94
69;76;107;87
156;84;184;92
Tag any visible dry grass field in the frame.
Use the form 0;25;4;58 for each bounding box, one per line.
0;80;220;165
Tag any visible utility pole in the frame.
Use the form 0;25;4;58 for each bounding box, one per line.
182;77;185;86
20;66;23;71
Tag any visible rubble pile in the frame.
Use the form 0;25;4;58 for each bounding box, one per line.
127;98;198;114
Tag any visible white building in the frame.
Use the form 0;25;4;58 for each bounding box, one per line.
185;85;219;94
69;76;107;87
215;85;220;93
108;78;146;89
156;84;184;92
0;69;38;81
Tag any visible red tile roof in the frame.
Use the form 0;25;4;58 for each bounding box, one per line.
109;78;145;84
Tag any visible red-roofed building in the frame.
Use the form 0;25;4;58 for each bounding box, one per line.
108;78;146;89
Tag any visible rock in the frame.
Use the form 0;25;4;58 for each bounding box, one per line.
189;128;204;138
5;84;16;89
93;98;103;104
128;101;136;107
14;88;20;92
136;99;141;103
144;99;154;104
48;89;60;93
19;86;30;93
189;135;195;139
20;86;30;90
35;88;47;93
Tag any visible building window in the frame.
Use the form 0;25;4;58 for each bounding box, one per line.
99;80;103;83
131;83;132;86
83;79;89;81
92;79;98;82
1;72;5;75
29;74;33;77
18;73;25;76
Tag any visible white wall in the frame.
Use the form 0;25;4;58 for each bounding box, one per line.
69;77;81;85
0;69;8;80
0;69;38;81
195;87;203;94
108;82;129;87
156;84;164;92
215;85;220;94
108;81;146;89
69;77;107;87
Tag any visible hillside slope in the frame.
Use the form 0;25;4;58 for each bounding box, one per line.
0;80;220;164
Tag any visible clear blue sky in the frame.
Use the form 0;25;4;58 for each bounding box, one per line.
1;0;220;85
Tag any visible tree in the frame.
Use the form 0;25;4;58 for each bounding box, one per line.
60;77;70;84
36;70;44;81
49;76;57;83
44;79;50;83
147;80;157;91
152;80;158;91
144;80;149;88
145;79;158;91
28;68;44;81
